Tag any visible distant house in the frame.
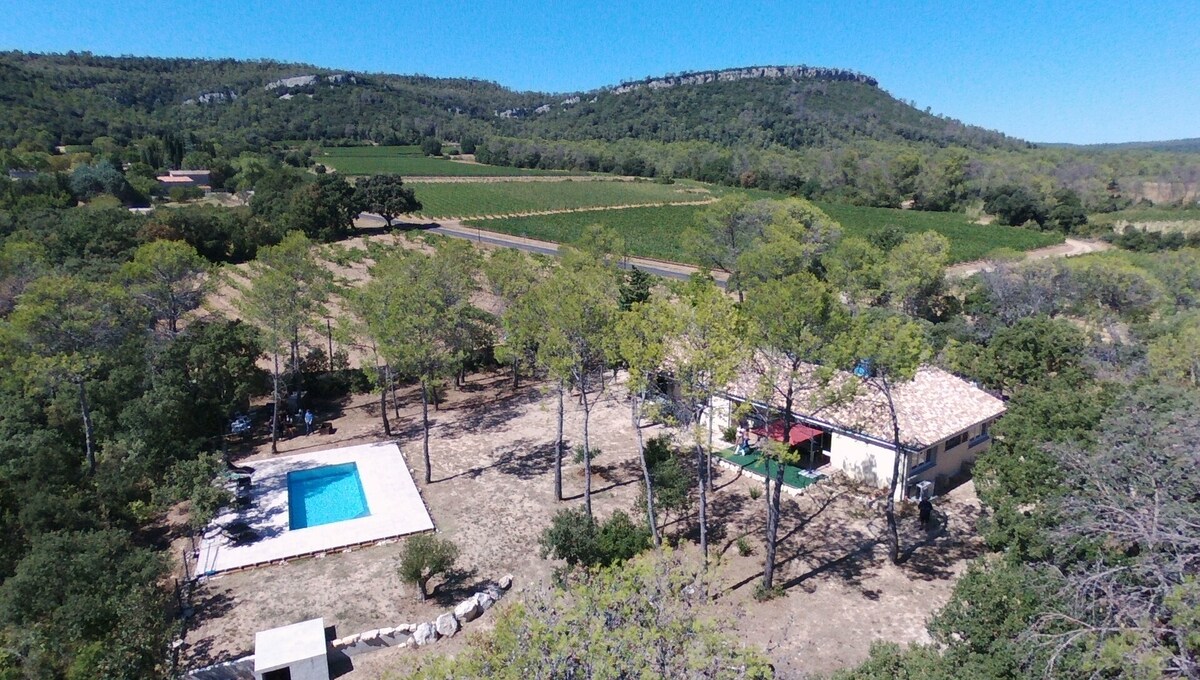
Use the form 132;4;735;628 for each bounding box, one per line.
712;360;1005;500
156;169;211;190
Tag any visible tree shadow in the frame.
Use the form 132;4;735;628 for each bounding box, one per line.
429;566;489;607
495;441;559;480
896;503;985;580
180;588;239;668
450;387;543;434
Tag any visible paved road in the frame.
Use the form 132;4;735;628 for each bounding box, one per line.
356;213;726;285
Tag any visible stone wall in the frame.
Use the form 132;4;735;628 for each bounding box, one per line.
330;574;513;656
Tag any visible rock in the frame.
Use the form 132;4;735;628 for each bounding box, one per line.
413;622;438;646
483;584;503;602
475;592;496;611
342;633;361;645
454;598;482;623
360;629;379;642
394;623;414;634
378;627;395;638
499;574;513;590
435;612;460;638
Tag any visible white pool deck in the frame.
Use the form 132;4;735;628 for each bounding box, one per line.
196;442;434;575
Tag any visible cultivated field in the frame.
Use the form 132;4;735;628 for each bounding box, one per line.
318;146;576;177
468;201;1066;265
464;205;702;262
814;202;1064;262
409;179;717;218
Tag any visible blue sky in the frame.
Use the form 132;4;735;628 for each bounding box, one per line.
2;0;1198;144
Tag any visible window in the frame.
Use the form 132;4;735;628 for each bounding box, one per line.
911;445;937;469
968;420;993;448
944;432;968;449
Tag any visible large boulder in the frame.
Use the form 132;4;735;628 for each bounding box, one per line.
435;612;460;638
454;597;482;623
475;591;496;612
499;574;514;590
413;622;438;646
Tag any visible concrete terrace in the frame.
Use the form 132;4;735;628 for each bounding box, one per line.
196;442;434;574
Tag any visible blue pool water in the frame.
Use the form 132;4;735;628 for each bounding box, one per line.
287;463;370;529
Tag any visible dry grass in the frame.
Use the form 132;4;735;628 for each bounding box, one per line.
181;370;983;678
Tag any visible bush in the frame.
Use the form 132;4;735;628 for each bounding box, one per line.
398;534;459;600
571;444;602;465
421;137;443;157
540;508;650;570
721;425;738;443
748;485;763;500
168;185;204;202
736;536;754;557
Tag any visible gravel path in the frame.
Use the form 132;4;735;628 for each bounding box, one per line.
946;238;1111;278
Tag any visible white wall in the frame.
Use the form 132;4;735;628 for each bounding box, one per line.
828;432;896;490
255;654;329;680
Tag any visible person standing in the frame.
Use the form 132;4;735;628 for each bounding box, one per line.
918;497;933;529
304;409;314;435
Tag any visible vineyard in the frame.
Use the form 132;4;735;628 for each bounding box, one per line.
409;180;717;218
469;201;1065;264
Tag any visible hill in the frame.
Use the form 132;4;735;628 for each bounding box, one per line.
0;53;1020;153
1045;138;1200;153
1;51;1197;211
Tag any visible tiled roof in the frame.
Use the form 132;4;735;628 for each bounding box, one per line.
724;352;1005;449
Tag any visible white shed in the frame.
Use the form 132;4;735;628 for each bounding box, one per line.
254;618;330;680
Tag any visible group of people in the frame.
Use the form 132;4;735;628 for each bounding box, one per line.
282;409;317;435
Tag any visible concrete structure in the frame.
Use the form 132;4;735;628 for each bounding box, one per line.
714;357;1005;500
196;442;435;574
254;618;329;680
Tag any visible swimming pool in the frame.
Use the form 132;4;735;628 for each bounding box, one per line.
287;463;370;529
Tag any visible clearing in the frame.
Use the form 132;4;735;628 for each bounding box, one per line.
180;371;982;679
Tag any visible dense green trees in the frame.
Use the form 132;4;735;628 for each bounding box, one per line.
355;241;480;483
0;185;272;678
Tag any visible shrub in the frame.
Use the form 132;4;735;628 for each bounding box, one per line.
748;485;763;500
168;185;204;203
540;508;650;570
398;534;459;600
736;536;753;557
571;444;602;465
721;425;738;443
421;137;443;156
753;582;784;601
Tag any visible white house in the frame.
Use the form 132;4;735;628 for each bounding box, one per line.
712;360;1005;500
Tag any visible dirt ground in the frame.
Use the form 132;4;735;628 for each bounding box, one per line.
947;237;1111;278
181;370;983;679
